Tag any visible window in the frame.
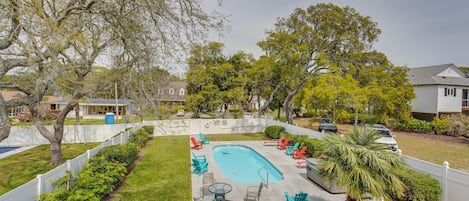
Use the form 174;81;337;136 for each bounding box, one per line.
444;87;457;97
169;88;174;95
179;88;185;96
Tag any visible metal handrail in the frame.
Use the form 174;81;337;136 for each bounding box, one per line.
258;167;269;188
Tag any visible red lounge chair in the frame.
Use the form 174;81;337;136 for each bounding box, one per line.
263;136;285;146
293;146;307;160
277;139;290;150
191;137;203;149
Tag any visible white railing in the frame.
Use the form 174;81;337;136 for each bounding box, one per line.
0;124;140;201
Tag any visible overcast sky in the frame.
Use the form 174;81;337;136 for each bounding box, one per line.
202;0;469;68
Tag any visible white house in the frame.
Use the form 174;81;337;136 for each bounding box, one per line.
407;63;469;120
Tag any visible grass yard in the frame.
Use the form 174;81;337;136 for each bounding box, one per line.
0;143;99;195
394;132;469;172
110;133;269;200
109;136;192;201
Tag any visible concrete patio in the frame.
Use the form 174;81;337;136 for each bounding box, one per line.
191;140;346;201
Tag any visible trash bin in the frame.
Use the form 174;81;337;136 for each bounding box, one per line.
105;112;115;124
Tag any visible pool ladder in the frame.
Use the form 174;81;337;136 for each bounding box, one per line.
258;167;269;189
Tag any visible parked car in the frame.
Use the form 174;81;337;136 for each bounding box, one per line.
370;124;399;152
318;118;338;133
176;109;185;117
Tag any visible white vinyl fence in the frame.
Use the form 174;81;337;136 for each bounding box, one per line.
0;123;140;146
1;118;469;201
0;124;140;201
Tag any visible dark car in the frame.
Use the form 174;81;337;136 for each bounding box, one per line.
318;118;338;133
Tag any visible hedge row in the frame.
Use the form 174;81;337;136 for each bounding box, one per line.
393;168;441;201
40;126;153;200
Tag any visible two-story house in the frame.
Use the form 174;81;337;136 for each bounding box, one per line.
407;63;469;120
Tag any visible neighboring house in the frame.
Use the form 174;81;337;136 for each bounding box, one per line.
0;91;26;117
407;63;469;120
53;98;136;119
156;81;186;107
0;90;135;119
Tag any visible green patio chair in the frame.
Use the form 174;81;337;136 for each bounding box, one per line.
192;158;208;176
285;191;308;201
199;132;210;144
192;152;207;163
286;142;300;155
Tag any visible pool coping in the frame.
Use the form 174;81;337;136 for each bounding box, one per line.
212;144;284;183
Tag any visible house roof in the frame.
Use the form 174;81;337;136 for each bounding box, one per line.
0;91;26;101
407;63;469;86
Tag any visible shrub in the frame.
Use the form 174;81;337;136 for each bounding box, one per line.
264;126;285;139
445;114;469;138
431;117;450;135
396;118;433;133
301;138;324;158
95;144;138;168
141;125;154;135
70;156;127;200
129;128;150;147
393;168;441;201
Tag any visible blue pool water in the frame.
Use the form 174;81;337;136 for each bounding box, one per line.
0;146;21;154
213;145;283;184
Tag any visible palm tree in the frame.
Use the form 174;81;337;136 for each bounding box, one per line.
318;127;405;201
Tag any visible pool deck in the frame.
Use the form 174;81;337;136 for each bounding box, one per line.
191;141;346;201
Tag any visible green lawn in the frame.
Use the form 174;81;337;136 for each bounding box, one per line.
109;136;191;201
110;133;268;200
395;133;469;172
0;143;99;195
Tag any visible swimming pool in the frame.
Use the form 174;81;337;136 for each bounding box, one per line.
213;145;283;184
0;146;21;154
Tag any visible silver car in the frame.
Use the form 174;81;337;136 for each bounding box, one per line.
371;125;399;152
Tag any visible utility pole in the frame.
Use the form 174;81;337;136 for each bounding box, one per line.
115;82;119;123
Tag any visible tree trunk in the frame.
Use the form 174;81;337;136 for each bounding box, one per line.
354;108;359;126
75;104;80;125
258;83;282;117
31;101;76;165
283;79;308;124
0;96;10;141
50;139;62;165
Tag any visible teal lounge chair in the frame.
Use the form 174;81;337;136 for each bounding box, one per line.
285;191;308;201
199;132;210;144
286;142;300;155
192;158;208;176
192;152;207;163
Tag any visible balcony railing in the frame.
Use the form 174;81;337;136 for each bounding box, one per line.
462;99;469;109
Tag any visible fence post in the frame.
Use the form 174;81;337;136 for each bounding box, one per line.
36;174;43;197
442;161;449;201
87;150;91;159
67;160;71;171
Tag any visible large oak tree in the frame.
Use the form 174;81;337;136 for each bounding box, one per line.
0;0;221;165
258;3;381;124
